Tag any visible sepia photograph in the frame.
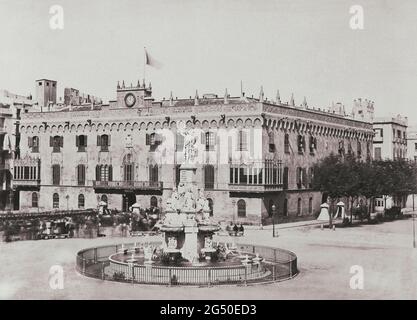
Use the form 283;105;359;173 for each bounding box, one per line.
0;0;416;306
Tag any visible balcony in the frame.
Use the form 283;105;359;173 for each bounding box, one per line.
13;179;40;188
92;180;163;191
228;183;283;193
13;157;41;189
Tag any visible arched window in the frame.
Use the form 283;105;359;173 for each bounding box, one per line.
297;198;302;216
308;167;314;188
283;167;289;190
203;131;215;151
52;164;60;185
149;164;158;184
96;164;112;182
309;197;313;215
53;193;59;209
101;194;108;204
98;134;110;152
237;199;246;217
32;192;38;208
204;165;214;189
284;134;290;153
283;199;288;216
77;164;86;186
150;196;158;208
268;200;274;217
78;194;85;209
50;135;63;152
123;154;135;182
237;130;247;151
176;133;184;151
29;136;39;153
207;198;214;217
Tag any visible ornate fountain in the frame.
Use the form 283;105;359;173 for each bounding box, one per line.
160;125;220;263
76;122;299;285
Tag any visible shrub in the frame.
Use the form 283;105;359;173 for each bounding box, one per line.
112;271;125;281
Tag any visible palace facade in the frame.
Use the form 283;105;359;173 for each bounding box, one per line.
13;80;374;224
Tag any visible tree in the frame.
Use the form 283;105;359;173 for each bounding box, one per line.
312;153;347;228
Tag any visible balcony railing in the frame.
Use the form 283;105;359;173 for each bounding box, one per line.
92;180;163;190
228;183;283;193
13;179;40;188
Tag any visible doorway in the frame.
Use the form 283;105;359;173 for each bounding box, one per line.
122;192;136;212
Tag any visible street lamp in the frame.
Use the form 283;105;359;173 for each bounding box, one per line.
413;194;415;248
272;204;278;237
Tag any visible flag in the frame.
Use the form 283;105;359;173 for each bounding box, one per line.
145;48;163;69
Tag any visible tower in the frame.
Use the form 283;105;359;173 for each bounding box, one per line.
116;80;153;109
35;79;57;109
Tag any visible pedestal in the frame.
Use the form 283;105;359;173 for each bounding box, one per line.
181;225;199;262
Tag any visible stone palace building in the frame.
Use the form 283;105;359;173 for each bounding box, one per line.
13;80;374;224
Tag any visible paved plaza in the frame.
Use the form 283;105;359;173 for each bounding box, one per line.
0;218;416;300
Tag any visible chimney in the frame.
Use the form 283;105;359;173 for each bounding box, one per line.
194;90;199;106
224;88;229;104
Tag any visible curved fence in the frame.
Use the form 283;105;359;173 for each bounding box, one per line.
75;241;298;286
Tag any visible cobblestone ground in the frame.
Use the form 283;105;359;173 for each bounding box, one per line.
0;218;416;299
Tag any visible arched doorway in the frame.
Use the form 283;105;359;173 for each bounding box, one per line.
207;198;214;217
150;196;158;208
237;199;246;218
122;193;135;212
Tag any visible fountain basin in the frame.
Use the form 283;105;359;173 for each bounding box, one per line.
76;241;298;286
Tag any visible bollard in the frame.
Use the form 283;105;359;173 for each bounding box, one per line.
101;262;105;280
320;224;324;230
332;225;336;231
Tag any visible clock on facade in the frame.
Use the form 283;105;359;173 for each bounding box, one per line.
124;93;136;107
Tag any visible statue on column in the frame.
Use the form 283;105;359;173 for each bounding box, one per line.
177;121;198;165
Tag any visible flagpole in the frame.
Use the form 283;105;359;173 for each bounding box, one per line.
143;47;146;84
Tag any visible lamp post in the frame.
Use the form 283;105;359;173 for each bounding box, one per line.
413;194;415;248
272;204;278;237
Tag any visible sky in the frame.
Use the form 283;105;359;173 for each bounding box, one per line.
1;0;416;125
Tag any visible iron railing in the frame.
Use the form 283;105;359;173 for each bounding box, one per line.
92;180;163;190
75;241;298;286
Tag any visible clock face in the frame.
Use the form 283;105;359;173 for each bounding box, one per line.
124;93;136;107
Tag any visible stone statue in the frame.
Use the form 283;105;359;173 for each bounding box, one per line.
166;187;180;212
196;190;210;212
178;121;198;165
183;189;195;211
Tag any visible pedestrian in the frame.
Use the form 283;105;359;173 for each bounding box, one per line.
233;223;238;236
238;223;244;236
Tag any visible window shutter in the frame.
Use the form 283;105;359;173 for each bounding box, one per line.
146;134;150;145
84;135;87;147
107;135;111;146
28;136;32;147
76;135;79;147
50;136;53;147
201;132;206;145
108;165;113;181
60;136;64;147
96;165;100;181
97;135;101;146
302;168;307;187
296;168;300;185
